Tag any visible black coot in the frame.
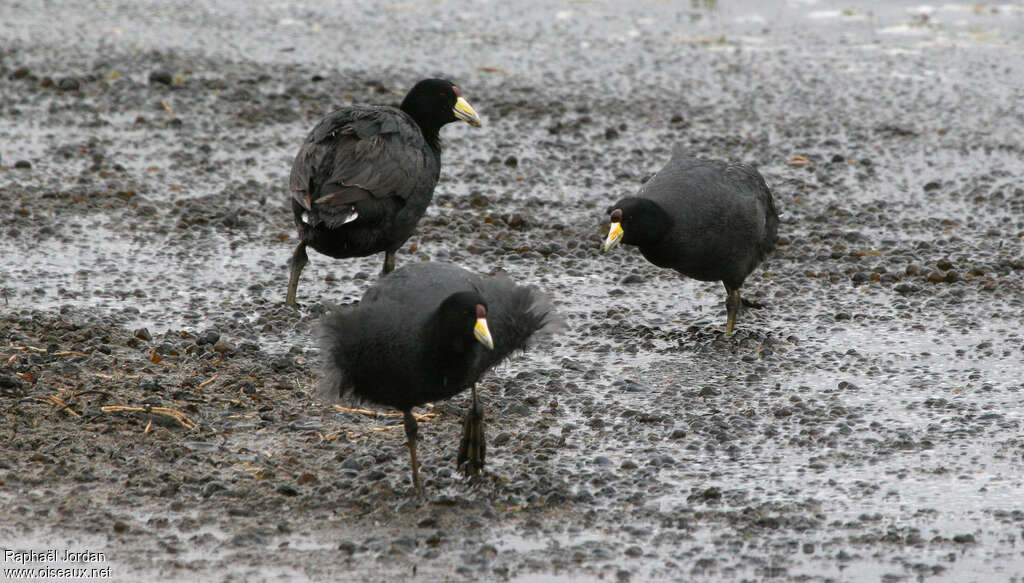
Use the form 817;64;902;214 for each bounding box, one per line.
603;147;779;334
317;262;560;491
286;79;482;305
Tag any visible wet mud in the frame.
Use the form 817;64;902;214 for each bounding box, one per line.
2;1;1023;581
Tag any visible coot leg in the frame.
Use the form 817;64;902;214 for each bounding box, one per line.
286;242;308;306
402;409;423;492
383;251;396;275
457;384;486;476
724;285;742;335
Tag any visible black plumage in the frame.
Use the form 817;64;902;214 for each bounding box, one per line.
317;262;560;491
286;78;482;305
604;147;779;334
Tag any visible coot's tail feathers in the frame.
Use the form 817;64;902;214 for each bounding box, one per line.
307;186;368;228
504;286;564;350
303;191;398;229
303;204;358;229
478;275;563;364
760;186;780;261
746;166;780;263
315;306;359;403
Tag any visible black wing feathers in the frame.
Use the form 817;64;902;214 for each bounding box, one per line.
289;106;430;214
724;162;779;263
666;150;780;265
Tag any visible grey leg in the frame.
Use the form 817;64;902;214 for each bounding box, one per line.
403;410;423;493
724;285;742;335
382;251;396;275
286;242;308;306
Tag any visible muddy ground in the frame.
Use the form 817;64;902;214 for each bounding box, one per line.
1;1;1023;581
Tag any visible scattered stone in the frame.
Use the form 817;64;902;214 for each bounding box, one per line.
213;338;236;354
340;457;366;471
689;487;722;502
952;534;976;544
197;330;220;345
894;283;919;295
202;482;226;498
229;532;268;547
277;485;299;497
0;374;25;394
58;77;80;91
149;70;173;86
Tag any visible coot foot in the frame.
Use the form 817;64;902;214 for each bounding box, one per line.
457;385;486;477
741;296;766;309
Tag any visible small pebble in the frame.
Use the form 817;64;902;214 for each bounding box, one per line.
197;330;220;346
213;338;236;354
149;70;173;86
58;77;80;91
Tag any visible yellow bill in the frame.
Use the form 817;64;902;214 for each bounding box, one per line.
474;317;494;350
603;221;624;252
454;96;482;127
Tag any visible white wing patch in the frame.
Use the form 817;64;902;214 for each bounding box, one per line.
301;209;359;226
339;209;359;225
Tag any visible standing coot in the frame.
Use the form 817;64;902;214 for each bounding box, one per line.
603;147;779;334
317;262;559;491
286;79;482;305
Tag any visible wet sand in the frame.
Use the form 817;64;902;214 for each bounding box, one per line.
2;1;1023;581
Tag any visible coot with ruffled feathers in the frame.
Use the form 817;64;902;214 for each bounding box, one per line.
603;147;778;334
286;79;482;305
317;262;559;491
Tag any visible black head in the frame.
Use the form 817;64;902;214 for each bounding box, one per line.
604;197;672;251
437;291;494;351
400;79;482;148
